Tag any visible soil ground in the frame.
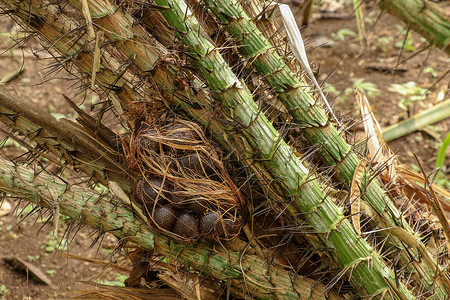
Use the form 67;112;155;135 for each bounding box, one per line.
0;2;449;299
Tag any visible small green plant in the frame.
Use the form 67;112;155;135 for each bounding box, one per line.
331;28;356;41
0;284;9;300
395;38;414;51
48;104;73;121
0;285;8;294
424;67;437;78
41;235;68;253
435;174;450;189
377;36;393;52
347;78;381;97
435;132;450;189
46;269;57;277
395;24;406;34
95;273;127;287
27;254;40;262
394;25;414;51
364;16;373;25
324;84;349;103
388;81;428;111
323;82;340;96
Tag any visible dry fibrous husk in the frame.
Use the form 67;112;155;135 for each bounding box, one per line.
126;115;243;241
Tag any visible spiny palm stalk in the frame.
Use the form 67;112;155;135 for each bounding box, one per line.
0;156;339;300
0;10;326;297
1;0;342;294
0;0;424;298
150;0;416;297
379;0;450;55
1;0;287;208
0;0;442;298
13;0;325;247
0;88;131;190
0;0;274;232
199;0;448;297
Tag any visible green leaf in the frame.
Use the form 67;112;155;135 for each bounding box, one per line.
424;67;437;78
331;28;356;41
388;82;428;110
352;78;380;96
436;132;450;176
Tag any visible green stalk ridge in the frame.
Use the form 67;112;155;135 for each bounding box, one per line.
0;157;339;300
2;0;440;297
152;0;413;297
378;0;450;55
0;88;130;190
0;3;343;299
201;0;447;297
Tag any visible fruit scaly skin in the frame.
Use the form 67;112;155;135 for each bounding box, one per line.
154;205;177;231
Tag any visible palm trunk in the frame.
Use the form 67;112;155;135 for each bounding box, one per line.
199;0;448;297
1;0;446;298
0;156;338;300
148;0;415;297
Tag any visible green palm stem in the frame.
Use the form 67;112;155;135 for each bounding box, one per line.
2;0;336;282
0;157;341;300
0;4;336;297
0;1;415;296
1;0;290;220
200;0;448;296
149;0;415;297
379;0;450;55
0;88;131;190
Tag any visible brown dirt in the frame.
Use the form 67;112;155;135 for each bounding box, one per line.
0;3;449;300
0;208;119;300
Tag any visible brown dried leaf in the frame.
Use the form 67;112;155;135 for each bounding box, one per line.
355;89;395;174
397;165;450;213
124;261;149;287
81;0;95;39
159;271;220;300
194;276;201;300
71;285;180;300
351;158;367;234
355;89;450;254
415;157;450;252
91;31;104;89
